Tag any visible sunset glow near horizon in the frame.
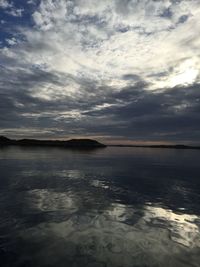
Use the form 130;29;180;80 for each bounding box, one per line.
1;0;200;144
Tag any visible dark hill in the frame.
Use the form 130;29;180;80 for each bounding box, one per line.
63;139;105;147
0;136;11;143
0;136;106;149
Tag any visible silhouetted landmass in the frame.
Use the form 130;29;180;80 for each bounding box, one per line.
1;136;200;150
109;144;200;150
0;136;11;144
0;136;106;149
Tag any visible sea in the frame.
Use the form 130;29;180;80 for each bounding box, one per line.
0;146;200;267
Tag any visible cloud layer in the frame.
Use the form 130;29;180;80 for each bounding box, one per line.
0;0;200;143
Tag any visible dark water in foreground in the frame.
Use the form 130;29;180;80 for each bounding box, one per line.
0;146;200;267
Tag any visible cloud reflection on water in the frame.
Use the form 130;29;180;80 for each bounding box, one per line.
19;180;200;267
0;146;200;266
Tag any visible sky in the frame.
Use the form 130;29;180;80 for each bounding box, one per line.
0;0;200;144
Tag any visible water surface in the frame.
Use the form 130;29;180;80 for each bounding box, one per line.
0;146;200;267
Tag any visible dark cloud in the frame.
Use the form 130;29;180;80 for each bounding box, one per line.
82;84;200;142
122;74;141;81
160;8;173;19
1;59;200;143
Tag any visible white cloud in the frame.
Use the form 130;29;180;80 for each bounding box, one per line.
32;0;68;30
6;37;18;46
0;0;12;9
7;7;24;17
27;0;35;5
0;0;24;17
2;0;200;99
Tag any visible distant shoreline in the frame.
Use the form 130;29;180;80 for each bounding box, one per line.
1;136;200;150
108;144;200;150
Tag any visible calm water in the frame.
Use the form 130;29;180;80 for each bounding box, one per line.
0;146;200;267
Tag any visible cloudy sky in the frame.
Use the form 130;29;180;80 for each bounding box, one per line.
0;0;200;144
